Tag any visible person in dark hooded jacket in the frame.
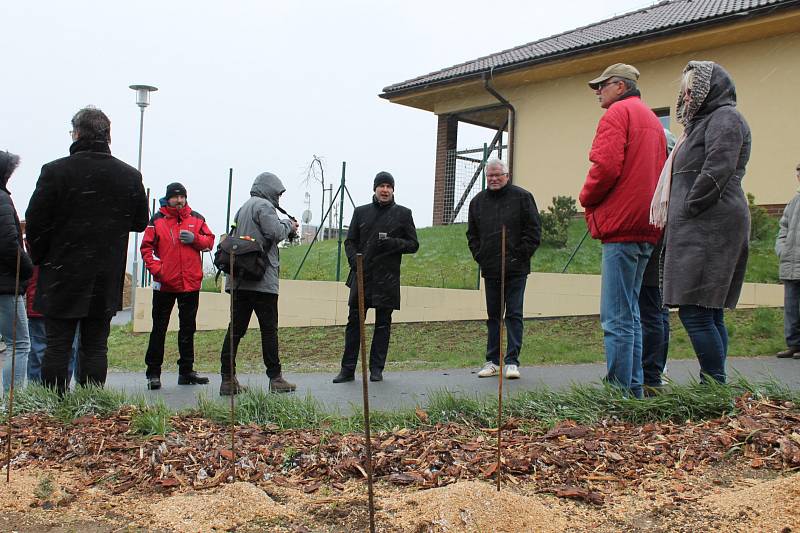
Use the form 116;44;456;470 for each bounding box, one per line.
25;107;149;394
0;150;32;392
218;172;299;395
651;61;751;384
332;171;418;383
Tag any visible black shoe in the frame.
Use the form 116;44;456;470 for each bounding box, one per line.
178;371;210;385
777;347;800;358
332;371;355;383
147;376;161;390
369;370;383;382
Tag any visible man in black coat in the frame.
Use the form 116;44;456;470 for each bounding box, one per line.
333;172;418;383
0;151;33;392
26;107;149;393
467;159;541;380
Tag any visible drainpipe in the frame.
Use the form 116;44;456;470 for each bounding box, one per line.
483;69;515;181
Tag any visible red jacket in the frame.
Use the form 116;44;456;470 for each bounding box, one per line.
579;94;666;244
140;204;215;293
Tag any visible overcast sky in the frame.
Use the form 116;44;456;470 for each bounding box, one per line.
3;0;652;252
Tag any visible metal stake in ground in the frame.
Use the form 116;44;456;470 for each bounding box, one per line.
496;225;506;492
228;252;236;478
5;247;22;483
356;253;376;533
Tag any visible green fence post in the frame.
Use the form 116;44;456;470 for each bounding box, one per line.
335;162;347;281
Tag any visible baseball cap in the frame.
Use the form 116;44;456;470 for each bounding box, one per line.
588;63;640;89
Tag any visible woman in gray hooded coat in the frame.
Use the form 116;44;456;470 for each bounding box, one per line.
658;61;751;383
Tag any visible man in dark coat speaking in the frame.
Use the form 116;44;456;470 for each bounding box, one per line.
332;172;418;383
26;107;149;393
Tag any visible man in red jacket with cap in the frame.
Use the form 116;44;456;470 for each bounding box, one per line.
141;182;215;390
580;63;666;400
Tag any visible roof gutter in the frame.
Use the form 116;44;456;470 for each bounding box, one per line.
381;1;800;98
483;70;515;182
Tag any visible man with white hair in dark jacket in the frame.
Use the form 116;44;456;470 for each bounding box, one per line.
218;171;299;395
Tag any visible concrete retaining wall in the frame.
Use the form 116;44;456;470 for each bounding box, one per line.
132;274;784;332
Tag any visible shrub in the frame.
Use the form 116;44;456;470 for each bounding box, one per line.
747;193;772;242
540;196;578;248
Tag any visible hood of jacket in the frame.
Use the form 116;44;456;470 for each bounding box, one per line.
677;61;737;126
250;172;285;207
0;151;20;193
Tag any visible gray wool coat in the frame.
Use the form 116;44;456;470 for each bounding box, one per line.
776;192;800;281
225;172;293;294
662;64;752;309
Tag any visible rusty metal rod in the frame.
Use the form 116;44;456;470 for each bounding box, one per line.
496;225;506;492
229;252;236;478
5;247;21;483
356;253;376;533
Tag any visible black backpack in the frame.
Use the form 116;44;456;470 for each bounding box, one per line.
213;228;267;282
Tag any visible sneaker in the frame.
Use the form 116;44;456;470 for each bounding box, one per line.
147;376;161;390
776;347;800;358
477;362;500;378
504;364;520;379
332;370;355;383
178;371;210;385
219;376;247;396
269;375;297;393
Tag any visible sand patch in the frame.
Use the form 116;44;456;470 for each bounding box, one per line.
381;480;568;533
148;481;292;532
704;472;800;532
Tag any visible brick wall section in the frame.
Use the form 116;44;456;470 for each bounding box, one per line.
762;204;787;217
432;115;458;225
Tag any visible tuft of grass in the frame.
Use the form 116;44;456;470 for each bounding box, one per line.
130;401;172;436
34;474;55;501
54;385;128;422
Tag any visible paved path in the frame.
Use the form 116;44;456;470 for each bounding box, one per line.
106;356;800;414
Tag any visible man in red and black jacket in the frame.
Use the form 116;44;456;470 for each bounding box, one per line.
140;182;215;390
579;63;666;400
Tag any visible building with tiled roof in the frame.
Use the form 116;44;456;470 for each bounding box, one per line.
381;0;800;224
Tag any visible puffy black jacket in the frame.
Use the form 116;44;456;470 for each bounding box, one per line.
345;197;418;309
0;152;33;295
466;183;541;279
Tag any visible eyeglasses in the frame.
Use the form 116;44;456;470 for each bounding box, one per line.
597;80;620;91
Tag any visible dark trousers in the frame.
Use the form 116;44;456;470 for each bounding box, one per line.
220;290;281;378
783;280;800;348
144;290;200;378
340;306;393;373
484;276;527;367
639;285;670;387
678;305;727;384
42;315;112;394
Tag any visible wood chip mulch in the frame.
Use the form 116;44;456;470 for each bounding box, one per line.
1;393;798;505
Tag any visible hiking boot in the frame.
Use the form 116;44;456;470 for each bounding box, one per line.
369;369;383;382
269;375;296;393
504;364;520;379
178;371;210;385
477;362;499;378
776;346;800;358
332;370;355;383
147;376;161;390
219;376;247;396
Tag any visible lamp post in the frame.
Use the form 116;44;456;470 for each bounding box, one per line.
129;84;158;314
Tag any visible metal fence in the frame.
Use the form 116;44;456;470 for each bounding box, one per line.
444;145;507;224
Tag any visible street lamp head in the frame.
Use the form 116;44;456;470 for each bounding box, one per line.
129;84;158;108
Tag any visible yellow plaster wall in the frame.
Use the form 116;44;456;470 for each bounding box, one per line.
132;275;782;332
432;31;800;209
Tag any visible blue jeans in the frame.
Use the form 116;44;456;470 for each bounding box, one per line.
484;276;526;367
678;305;727;383
639;285;670;387
0;294;30;393
27;317;79;385
600;242;653;399
783;280;800;348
